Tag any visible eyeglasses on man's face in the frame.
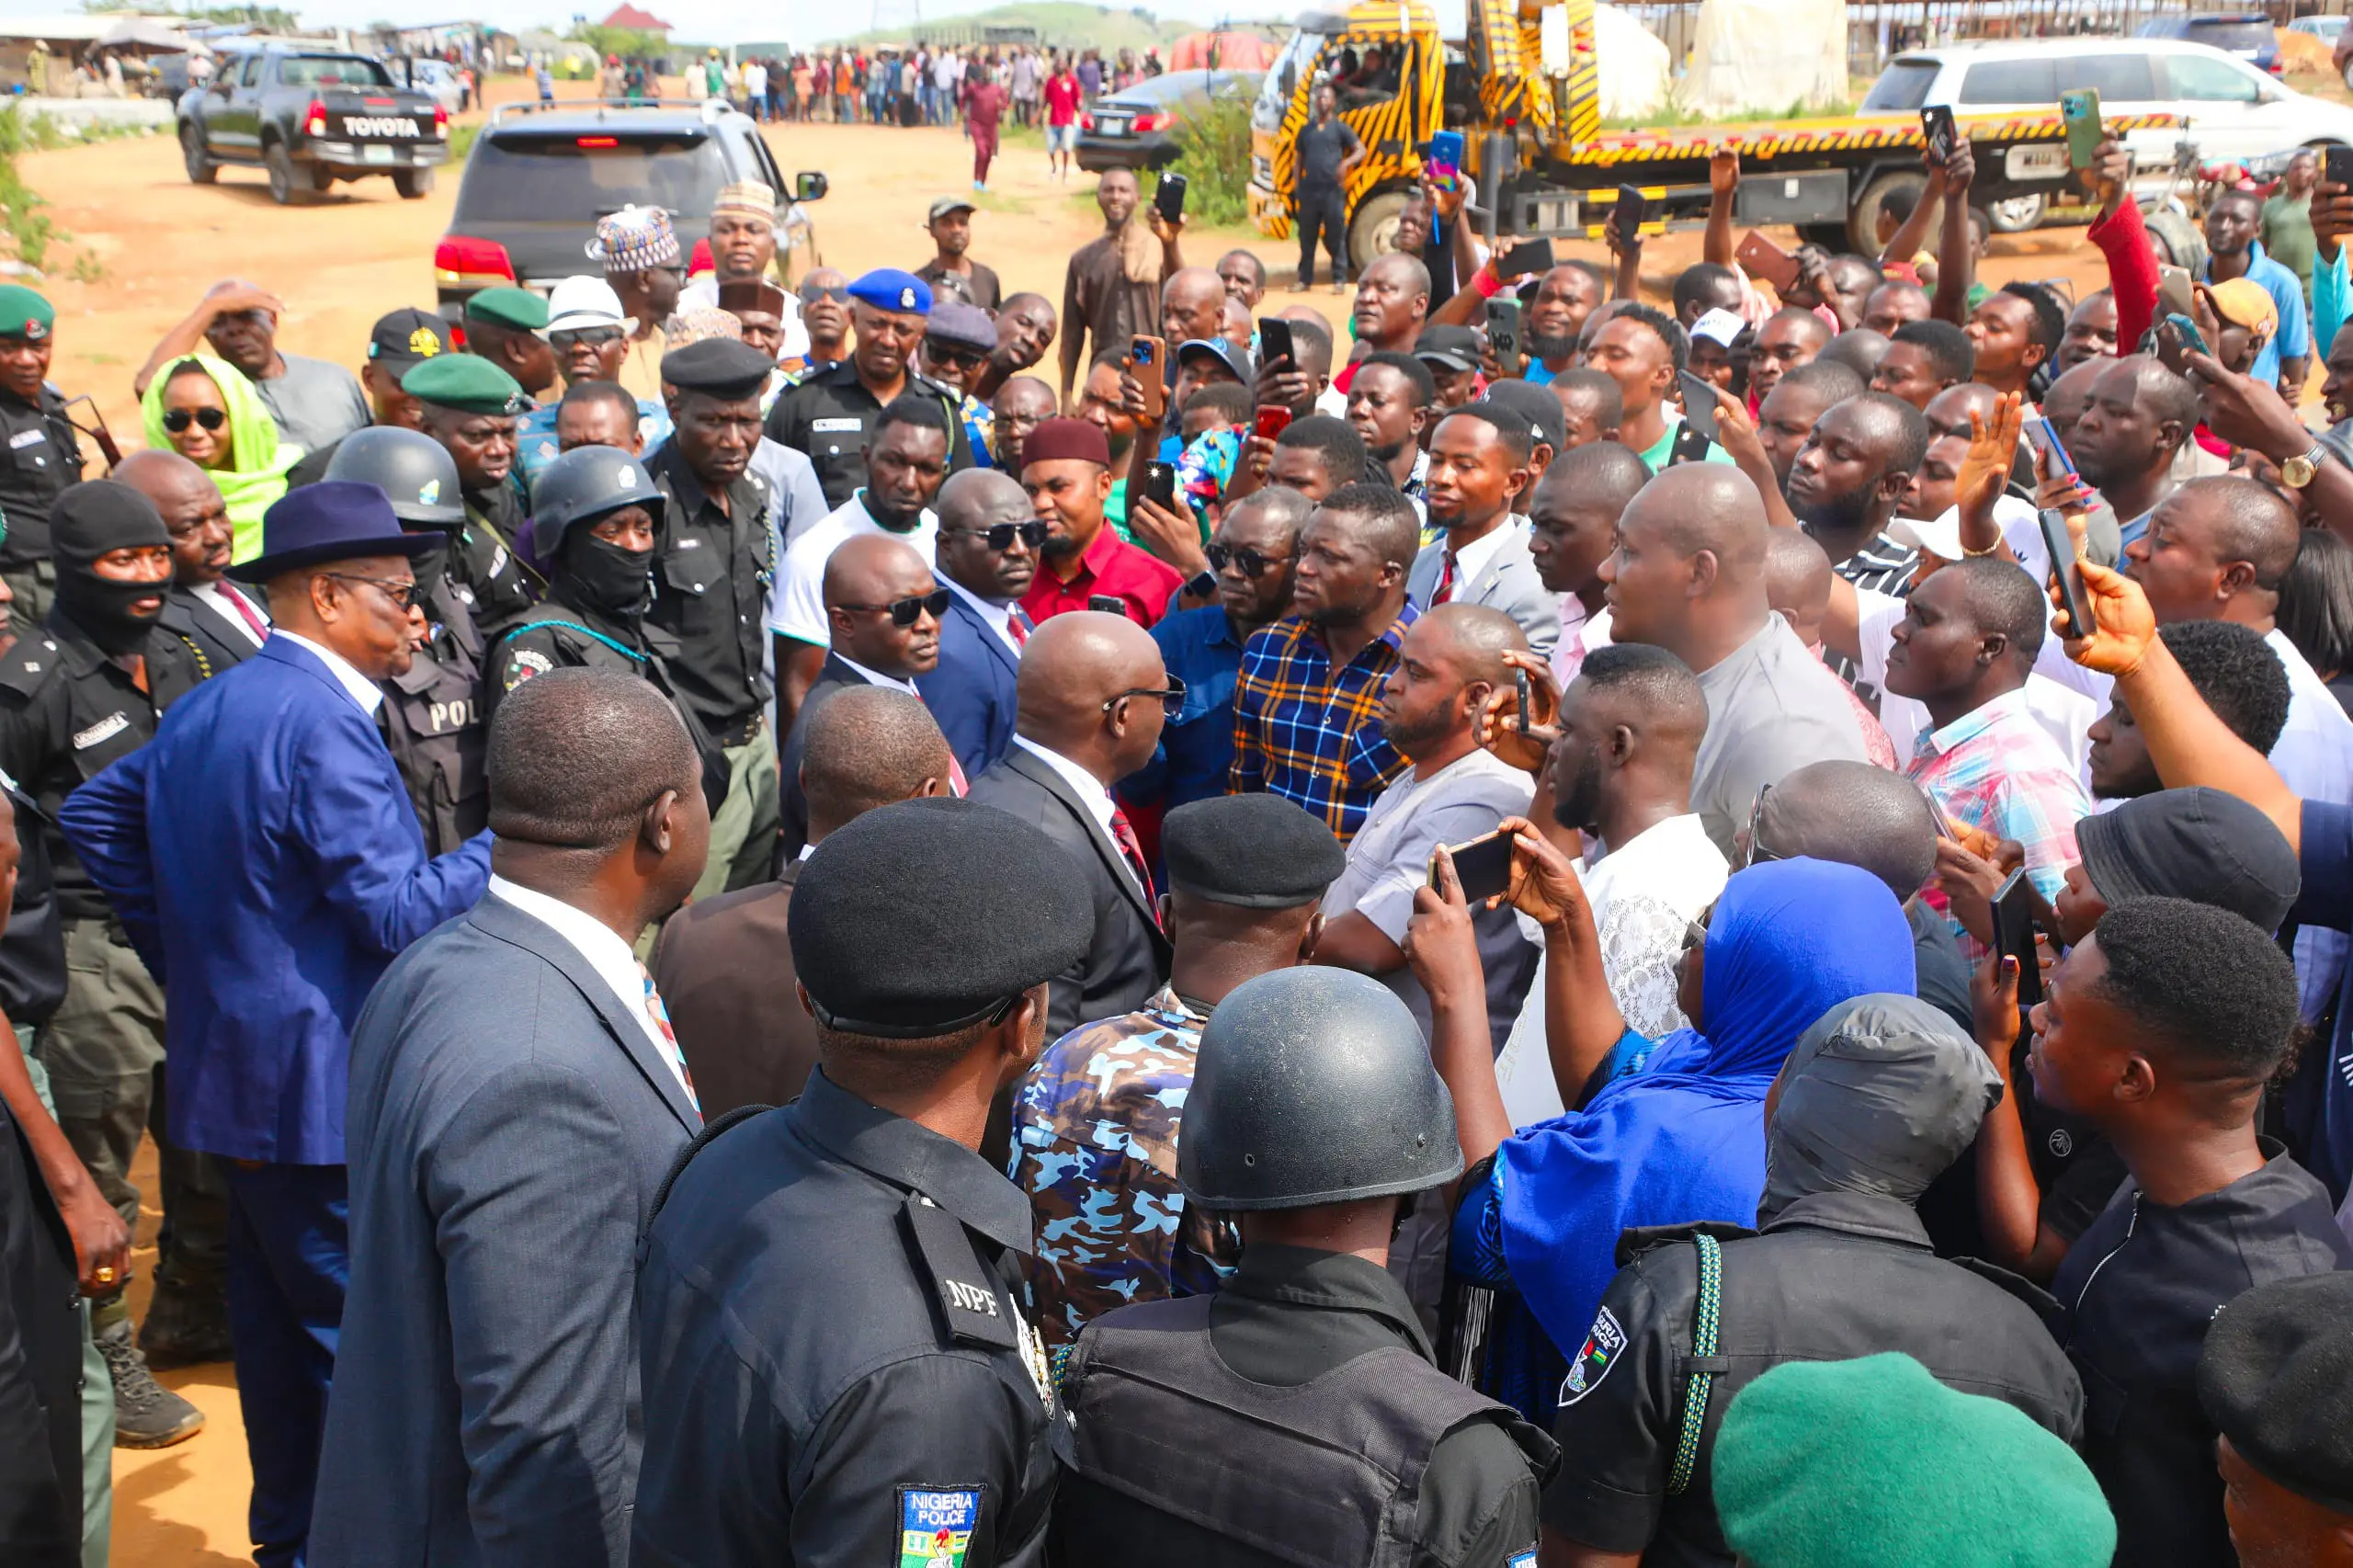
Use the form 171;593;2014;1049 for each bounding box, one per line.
837;587;951;627
942;520;1048;551
1208;541;1289;579
1102;674;1188;718
324;572;426;610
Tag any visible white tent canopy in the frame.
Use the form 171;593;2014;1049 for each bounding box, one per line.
1673;0;1851;119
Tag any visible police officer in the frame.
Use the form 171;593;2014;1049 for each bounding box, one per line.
491;444;727;808
1052;966;1556;1568
766;267;975;508
632;795;1091;1568
0;286;88;620
0;480;207;1448
400;355;540;638
1538;994;2086;1567
646;337;780;896
322;427;490;857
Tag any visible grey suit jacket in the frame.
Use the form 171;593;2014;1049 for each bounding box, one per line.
311;891;699;1568
1407;518;1561;656
966;745;1171;1040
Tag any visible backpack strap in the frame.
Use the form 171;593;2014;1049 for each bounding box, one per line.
1665;1231;1723;1496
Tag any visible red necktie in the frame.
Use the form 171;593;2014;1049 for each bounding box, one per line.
221;583;268;641
1432;551;1459;605
1108;805;1158;922
1008;606;1032;647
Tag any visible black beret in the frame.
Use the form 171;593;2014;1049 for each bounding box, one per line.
2198;1271;2353;1516
790;797;1093;1037
1163;794;1347;909
660;336;774;398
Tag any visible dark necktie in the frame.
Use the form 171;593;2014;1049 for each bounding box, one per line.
1108;804;1158;924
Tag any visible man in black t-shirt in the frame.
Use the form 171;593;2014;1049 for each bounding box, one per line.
1292;84;1365;292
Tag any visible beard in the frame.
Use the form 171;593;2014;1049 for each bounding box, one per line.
1552;746;1604;833
1792;482;1878;540
1526;327;1574;364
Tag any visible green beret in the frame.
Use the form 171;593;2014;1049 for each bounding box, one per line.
402;354;525;416
0;284;55;342
464;285;550;334
1713;1354;2114;1568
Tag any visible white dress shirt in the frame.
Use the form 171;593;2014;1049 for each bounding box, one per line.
1013;734;1142;897
190;579;269;648
1429;515;1519;602
272;631;382;716
484;875;695;1103
830;653;919;695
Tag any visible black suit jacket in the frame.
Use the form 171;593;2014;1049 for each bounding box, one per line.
156;586;260;678
777;652;870;867
967;744;1171;1040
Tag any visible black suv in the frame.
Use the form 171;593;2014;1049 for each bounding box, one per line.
178;46;448;204
434;98;824;312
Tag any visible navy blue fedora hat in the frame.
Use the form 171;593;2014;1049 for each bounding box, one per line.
227;481;446;585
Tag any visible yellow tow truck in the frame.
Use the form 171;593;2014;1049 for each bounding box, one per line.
1248;0;2179;266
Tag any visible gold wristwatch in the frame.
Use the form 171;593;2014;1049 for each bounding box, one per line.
2282;442;2330;490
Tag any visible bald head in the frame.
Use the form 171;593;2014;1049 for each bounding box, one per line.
1014;610;1168;776
114;447;212;504
1756;758;1938;899
824;532;933;609
937;466;1029;529
1764;528;1835;634
1418;602;1529;687
1631;463;1769;578
801;686;956;842
1163;266;1226;347
115;446;232;586
2192;473;2302;589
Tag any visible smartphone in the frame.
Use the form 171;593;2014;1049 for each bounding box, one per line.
2328;143;2353;193
1154;170;1188;224
1735;229;1802;293
1498;236;1554;278
1086;594;1128;616
1991;867;2044;1008
1129;335;1166;422
1427;128;1465;170
1611;183;1647;238
1514;667;1532;736
2025;414;2075;477
2164;310;2210;358
1484;297;1525;378
1920;103;1956;165
1253;404;1293;442
2040;507;2092;639
1142;460;1178;514
2058;87;2102;171
1922;786;1965;844
1256;316;1294;369
2156;263;2194;320
1432;827;1515;903
1677;370;1722;444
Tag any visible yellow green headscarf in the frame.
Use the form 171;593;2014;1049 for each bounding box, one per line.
141;352;301;562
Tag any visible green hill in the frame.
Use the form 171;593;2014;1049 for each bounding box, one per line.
826;3;1250;51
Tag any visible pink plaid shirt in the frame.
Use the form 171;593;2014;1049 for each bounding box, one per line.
1908;687;2091;946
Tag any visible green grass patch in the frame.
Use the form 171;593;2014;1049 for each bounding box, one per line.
1164;92;1250;228
448;120;483;164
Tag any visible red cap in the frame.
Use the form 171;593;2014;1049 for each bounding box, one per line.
1020;416;1110;471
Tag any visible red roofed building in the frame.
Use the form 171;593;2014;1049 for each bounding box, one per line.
597;5;673;33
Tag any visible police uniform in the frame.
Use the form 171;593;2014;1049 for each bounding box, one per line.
1051;969;1555;1568
377;577;489;858
0;288;87;620
631;796;1094;1568
766;270;976;508
490;604;728;812
645;339;783;896
401;355;544;642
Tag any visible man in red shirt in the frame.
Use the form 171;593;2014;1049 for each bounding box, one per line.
965;62;1007;192
1044;55;1082;182
1021;416;1182;628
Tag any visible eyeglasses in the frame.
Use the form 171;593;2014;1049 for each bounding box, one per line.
928;344;991;370
1207;541;1290;578
551;325;625;349
800;283;851;304
324;572;426;609
1102;674;1188;717
1739;783;1781;871
942;520;1048;551
836;587;950;626
161;407;227;434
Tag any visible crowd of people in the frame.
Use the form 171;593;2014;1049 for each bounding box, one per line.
6;90;2353;1568
661;40;1149;136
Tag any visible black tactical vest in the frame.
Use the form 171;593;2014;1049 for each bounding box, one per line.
379;585;488;858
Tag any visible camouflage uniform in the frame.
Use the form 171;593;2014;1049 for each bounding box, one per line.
1007;984;1235;1350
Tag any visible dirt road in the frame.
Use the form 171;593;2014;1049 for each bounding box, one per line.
35;80;2134;1568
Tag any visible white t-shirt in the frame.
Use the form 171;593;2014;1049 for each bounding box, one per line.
766;491;939;646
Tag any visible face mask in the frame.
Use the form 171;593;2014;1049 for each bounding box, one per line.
409;535;451;606
54;567;165;658
564;532;654;618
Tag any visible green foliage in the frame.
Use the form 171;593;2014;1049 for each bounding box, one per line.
1165;90;1251;227
0;108;61;273
447;120;481;164
80;0;302;28
569;23;665;62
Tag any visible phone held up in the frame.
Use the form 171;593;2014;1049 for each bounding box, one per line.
1485;297;1525;378
1154;171;1188;225
1129;335;1167;422
2329;143;2353;195
1734;230;1802;293
1253;404;1294;443
2039;508;2092;640
1431;828;1515;904
2057;88;2102;171
1497;236;1555;279
1142;460;1178;515
1256;316;1294;369
1990;868;2044;1008
1920;103;1956;165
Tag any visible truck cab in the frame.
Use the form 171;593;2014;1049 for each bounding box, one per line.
177;47;448;206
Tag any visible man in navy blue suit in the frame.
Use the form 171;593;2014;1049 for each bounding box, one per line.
60;482;493;1568
918;467;1036;777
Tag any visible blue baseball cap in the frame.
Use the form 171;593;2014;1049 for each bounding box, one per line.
847;267;933;316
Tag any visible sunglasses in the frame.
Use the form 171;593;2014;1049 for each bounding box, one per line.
1102;674;1188;718
928;344;991;370
1207;541;1289;578
801;283;851;304
943;520;1048;551
551;325;625;349
1739;783;1781;871
162;407;227;434
838;587;950;626
324;572;426;610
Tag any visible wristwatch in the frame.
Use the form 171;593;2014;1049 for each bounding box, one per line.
1185;568;1219;600
2282;442;2331;489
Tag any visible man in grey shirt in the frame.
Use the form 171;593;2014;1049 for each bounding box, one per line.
133;279;371;455
1312;604;1539;1050
1600;464;1868;856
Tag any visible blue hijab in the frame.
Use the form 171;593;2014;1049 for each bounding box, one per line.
1495;857;1915;1354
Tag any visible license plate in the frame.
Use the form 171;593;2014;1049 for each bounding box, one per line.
362;142;395;165
1097;115;1130;136
2005;143;2067;180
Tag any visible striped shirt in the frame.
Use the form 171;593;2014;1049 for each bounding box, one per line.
1229;604;1419;844
1908;686;2091;951
1823;526;1919;699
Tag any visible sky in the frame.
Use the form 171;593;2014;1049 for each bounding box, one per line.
0;0;1286;47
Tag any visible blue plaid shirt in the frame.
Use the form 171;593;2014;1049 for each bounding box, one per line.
1229;603;1419;844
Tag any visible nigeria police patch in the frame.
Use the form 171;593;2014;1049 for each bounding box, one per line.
898;1486;982;1567
1558;1306;1626;1406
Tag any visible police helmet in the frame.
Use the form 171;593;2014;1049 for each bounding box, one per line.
529;445;664;558
321;426;465;528
1178;968;1462;1211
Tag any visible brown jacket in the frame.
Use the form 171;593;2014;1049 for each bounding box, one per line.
650;861;818;1119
